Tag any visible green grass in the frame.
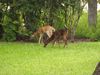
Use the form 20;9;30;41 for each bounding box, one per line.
0;42;100;75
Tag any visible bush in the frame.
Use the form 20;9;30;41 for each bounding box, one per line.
76;12;100;40
76;13;89;38
2;14;17;41
2;23;17;41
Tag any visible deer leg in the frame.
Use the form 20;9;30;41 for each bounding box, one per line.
52;36;59;47
44;42;48;47
64;40;67;48
44;32;55;47
39;37;41;44
63;36;67;48
39;34;43;44
57;39;61;47
52;40;56;47
44;38;51;47
46;31;51;38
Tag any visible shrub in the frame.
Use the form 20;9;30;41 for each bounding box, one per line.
76;12;100;40
2;14;17;41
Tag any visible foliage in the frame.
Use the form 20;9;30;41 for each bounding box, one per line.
76;12;100;40
2;13;16;41
0;0;98;41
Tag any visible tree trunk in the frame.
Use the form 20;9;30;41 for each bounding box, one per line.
0;24;4;39
88;0;97;27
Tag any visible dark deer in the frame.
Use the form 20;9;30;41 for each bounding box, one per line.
44;26;68;47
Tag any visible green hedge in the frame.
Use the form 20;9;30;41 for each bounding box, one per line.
76;12;100;40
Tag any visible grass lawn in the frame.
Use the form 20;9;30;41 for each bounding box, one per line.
0;42;100;75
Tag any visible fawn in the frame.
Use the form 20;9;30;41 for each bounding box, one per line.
31;24;55;44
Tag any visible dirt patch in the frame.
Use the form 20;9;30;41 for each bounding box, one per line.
93;62;100;75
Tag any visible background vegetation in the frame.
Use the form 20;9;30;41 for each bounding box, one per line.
0;0;99;42
76;12;100;40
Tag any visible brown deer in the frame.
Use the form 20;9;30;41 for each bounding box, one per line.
44;26;68;47
31;24;55;44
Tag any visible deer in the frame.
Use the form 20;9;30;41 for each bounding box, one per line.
44;26;68;48
30;24;55;44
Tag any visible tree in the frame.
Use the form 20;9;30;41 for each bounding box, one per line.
0;0;89;41
88;0;97;28
61;0;87;41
